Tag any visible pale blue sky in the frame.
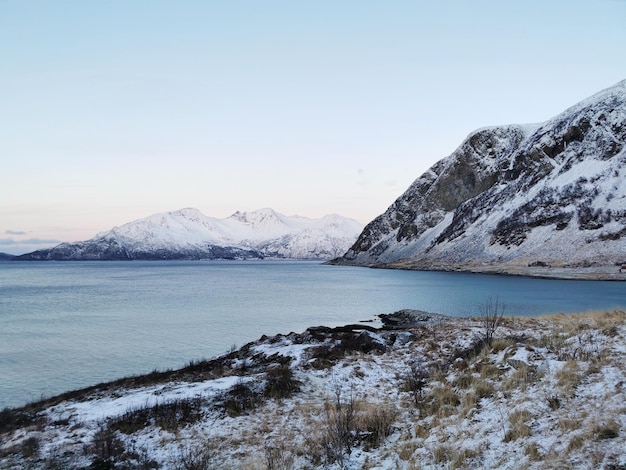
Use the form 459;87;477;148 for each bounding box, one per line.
1;0;626;254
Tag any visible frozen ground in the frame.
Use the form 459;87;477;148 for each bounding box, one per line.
1;310;625;469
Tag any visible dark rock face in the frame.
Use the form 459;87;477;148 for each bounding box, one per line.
14;241;263;261
334;80;626;272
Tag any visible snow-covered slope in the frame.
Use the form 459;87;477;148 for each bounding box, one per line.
17;209;363;261
334;80;626;277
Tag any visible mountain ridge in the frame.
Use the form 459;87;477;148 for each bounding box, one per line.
15;208;363;261
331;80;626;280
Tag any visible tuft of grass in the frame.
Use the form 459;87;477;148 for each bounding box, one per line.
594;420;620;440
398;441;418;461
567;433;585;451
427;384;460;418
356;402;398;448
525;442;542;461
502;363;540;393
556;360;580;393
504;409;532;442
473;379;495;399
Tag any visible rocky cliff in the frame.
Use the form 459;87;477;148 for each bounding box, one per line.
333;80;626;279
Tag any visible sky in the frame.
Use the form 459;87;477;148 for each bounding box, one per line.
1;1;626;255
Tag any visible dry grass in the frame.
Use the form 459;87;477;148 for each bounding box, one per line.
592;419;620;440
502;362;540;392
556;360;581;393
503;409;532;442
525;442;542;461
427;384;460;418
432;444;477;469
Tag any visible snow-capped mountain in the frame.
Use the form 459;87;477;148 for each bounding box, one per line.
16;208;363;261
333;80;626;276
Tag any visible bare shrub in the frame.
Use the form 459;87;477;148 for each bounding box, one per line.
264;441;294;470
90;423;125;464
321;384;357;466
401;361;428;408
170;441;213;470
480;297;505;346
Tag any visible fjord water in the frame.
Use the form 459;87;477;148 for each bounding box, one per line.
1;261;625;409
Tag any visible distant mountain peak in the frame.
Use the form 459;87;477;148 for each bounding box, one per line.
16;208;363;261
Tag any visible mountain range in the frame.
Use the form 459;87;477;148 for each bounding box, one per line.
332;80;626;279
15;208;363;261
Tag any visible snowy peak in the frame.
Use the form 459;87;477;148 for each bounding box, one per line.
17;209;363;261
334;80;626;278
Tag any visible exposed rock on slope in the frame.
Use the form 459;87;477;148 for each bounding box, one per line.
15;208;363;261
333;80;626;278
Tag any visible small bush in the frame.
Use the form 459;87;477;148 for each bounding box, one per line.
264;362;300;399
480;297;505;346
108;397;206;434
21;436;40;459
91;424;125;463
401;361;428;407
223;381;261;417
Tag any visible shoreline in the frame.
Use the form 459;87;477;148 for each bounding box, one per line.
329;259;626;281
2;309;625;469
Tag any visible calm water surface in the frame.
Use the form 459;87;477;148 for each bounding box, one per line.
1;260;625;409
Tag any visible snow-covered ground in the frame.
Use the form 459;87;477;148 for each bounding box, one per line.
1;310;625;469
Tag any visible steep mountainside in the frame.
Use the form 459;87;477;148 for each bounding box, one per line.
16;209;362;261
333;80;626;279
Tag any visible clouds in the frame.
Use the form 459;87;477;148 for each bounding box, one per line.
0;237;61;246
0;233;61;255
